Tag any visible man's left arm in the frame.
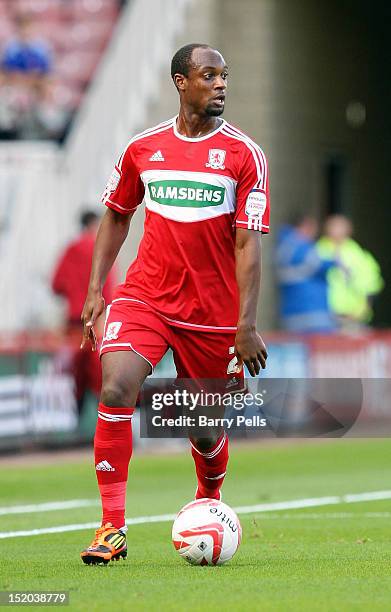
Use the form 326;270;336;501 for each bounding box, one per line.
235;228;268;377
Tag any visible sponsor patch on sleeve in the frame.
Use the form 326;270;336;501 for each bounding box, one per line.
245;188;267;218
101;167;121;201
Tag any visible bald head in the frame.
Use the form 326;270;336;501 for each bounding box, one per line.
171;43;213;83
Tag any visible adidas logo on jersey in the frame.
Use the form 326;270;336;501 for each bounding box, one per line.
149;150;165;162
96;460;115;472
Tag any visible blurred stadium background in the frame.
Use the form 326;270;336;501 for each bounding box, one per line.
0;0;390;452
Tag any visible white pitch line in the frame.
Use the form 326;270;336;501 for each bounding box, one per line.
342;490;391;503
0;489;390;540
0;515;177;540
3;492;380;519
250;512;391;520
0;499;100;517
234;496;340;514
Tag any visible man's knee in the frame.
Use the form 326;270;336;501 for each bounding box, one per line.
191;434;221;452
100;380;135;407
100;351;149;407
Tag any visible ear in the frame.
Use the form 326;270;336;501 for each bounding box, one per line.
173;73;187;91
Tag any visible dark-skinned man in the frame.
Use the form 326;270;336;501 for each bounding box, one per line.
80;43;269;565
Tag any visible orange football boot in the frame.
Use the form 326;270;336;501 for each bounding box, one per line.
80;522;127;565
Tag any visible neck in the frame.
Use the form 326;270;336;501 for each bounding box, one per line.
176;106;222;138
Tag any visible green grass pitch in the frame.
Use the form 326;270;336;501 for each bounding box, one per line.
0;439;391;611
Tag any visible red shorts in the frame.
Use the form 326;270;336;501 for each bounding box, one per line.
100;299;244;390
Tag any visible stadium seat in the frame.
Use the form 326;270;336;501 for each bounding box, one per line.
71;0;119;21
65;21;112;51
0;1;9;17
32;21;67;52
0;19;14;44
55;50;101;86
52;80;84;110
13;0;64;21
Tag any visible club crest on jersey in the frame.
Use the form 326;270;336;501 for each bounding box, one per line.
104;322;122;341
206;149;226;170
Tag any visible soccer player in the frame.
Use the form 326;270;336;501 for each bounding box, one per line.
80;43;269;564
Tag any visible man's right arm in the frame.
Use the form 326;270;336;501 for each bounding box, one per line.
81;207;134;349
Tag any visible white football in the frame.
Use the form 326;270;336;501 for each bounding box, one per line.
172;498;242;566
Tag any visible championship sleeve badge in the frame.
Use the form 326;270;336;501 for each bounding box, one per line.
245;188;267;231
101;167;121;202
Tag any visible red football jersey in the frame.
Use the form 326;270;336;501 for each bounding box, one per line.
101;117;270;332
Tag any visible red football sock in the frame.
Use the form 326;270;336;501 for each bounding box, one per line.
191;433;229;500
94;403;134;530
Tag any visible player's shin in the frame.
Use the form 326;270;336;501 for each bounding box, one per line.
190;432;229;500
94;403;134;530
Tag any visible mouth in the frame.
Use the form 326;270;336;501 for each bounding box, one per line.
211;94;225;106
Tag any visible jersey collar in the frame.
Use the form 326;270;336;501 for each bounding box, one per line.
172;116;226;142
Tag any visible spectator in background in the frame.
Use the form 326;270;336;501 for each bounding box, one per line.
0;13;59;140
0;70;23;139
52;210;117;415
18;78;71;141
317;215;384;328
276;214;337;333
1;14;52;80
53;210;117;327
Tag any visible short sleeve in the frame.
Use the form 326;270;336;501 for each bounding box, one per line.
234;145;270;233
101;145;145;214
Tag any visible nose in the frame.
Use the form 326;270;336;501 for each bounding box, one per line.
214;75;226;89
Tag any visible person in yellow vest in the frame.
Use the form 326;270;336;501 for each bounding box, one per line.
317;215;384;328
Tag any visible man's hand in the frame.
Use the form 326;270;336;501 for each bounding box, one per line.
235;325;268;377
80;289;105;351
